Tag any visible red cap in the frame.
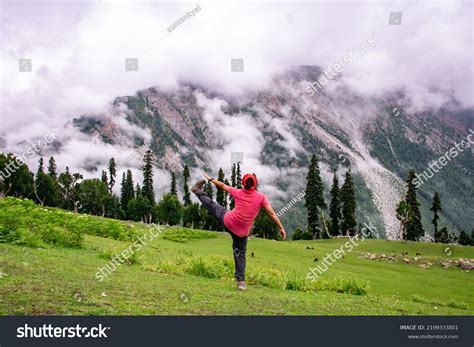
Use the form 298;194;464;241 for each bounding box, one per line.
242;173;257;190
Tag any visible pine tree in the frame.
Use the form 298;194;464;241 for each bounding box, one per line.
340;169;356;235
101;170;108;186
120;172;126;201
230;163;237;209
170;172;177;196
231;163;236;187
401;170;424;241
305;155;326;238
141;150;155;205
120;170;135;215
182;165;191;207
47;156;57;180
37;157;44;174
223;178;230;209
216;168;225;206
430;192;442;239
329;172;341;236
135;183;141;198
126;170;135;198
236;162;242;189
108;158;116;193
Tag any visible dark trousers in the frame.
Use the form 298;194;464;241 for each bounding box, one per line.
196;191;248;281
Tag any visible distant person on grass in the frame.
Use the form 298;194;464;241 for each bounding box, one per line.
191;173;286;290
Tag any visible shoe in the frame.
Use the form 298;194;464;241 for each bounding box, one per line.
237;281;246;290
191;179;206;194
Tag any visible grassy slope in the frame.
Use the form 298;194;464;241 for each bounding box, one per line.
1;216;473;316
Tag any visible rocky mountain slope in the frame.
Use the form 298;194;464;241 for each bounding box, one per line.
73;66;473;236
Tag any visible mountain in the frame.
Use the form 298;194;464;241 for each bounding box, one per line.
72;66;474;237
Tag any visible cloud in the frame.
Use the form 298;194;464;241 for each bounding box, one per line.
1;0;472;199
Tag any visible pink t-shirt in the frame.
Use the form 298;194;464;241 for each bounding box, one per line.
223;187;270;237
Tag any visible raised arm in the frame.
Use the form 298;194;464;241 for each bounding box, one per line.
203;173;232;193
263;204;287;240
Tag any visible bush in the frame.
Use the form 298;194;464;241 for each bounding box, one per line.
154;193;183;226
292;227;313;240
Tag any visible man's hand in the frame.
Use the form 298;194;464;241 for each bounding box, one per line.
203;173;212;181
279;227;287;240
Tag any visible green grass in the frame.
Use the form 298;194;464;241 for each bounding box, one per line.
0;199;473;315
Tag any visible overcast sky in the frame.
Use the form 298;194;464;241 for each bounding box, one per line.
0;0;472;194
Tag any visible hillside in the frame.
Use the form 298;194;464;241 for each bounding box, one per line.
1;198;473;315
70;66;474;236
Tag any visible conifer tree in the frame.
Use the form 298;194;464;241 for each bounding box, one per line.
329;172;341;236
141;150;155;205
305;155;326;238
108;158;116;193
236;162;242;189
231;163;236;187
230;163;237;209
135;183;141;198
216;168;225;206
47;156;57;180
170;172;177;196
398;170;424;241
120;169;135;214
101;170;108;186
223;178;230;209
340;169;356;235
37;157;44;174
182;165;191;207
430;192;442;239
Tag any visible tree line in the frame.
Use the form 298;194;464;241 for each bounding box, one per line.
293;155;357;240
293;155;473;245
0;151;263;233
0;151;472;245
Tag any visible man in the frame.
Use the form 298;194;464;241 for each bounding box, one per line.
191;173;286;290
